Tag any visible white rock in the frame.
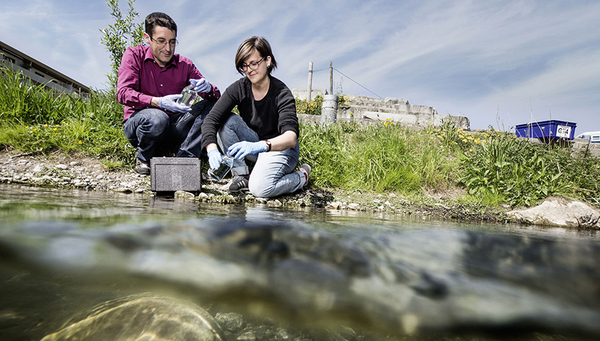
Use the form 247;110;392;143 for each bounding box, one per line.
174;191;195;201
329;201;342;209
348;203;360;210
267;199;283;208
508;197;600;228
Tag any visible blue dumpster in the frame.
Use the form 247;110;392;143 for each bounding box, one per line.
515;120;577;140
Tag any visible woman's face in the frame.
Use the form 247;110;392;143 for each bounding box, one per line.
243;49;270;85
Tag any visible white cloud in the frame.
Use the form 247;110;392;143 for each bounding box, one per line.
1;0;599;130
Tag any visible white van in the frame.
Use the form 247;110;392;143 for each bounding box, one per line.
576;131;600;144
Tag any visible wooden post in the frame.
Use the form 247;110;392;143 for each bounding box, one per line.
329;61;333;95
307;61;313;102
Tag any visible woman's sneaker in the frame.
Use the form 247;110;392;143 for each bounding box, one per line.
299;164;311;185
228;175;249;193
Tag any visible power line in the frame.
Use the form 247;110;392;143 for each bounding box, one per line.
311;65;384;99
334;67;383;99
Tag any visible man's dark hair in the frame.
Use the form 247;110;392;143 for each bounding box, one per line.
145;12;177;36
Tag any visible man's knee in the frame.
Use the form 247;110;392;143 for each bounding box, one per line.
141;110;170;137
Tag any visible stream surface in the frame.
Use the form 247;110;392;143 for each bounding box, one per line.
0;184;599;341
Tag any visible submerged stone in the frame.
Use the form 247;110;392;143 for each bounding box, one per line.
41;295;225;341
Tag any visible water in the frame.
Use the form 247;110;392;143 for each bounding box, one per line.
1;184;599;341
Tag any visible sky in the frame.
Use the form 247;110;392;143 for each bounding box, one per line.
1;0;599;131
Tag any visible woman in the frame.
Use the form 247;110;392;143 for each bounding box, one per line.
200;36;310;198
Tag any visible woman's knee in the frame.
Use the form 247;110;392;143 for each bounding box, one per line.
248;177;276;198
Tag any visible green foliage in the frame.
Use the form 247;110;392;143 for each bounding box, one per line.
100;0;144;91
0;65;123;125
0;65;132;166
458;129;570;207
554;150;600;205
295;96;323;116
299;121;458;194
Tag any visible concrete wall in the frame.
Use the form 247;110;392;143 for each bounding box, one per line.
571;138;600;157
293;89;471;130
293;88;327;100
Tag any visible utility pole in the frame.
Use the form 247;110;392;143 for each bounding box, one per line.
307;61;313;102
329;61;333;95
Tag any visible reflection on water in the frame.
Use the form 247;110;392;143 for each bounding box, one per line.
1;184;599;341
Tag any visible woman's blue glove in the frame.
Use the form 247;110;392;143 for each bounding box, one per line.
190;78;212;93
207;149;223;170
159;94;192;113
228;141;267;160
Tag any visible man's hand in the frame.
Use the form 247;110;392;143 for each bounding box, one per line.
228;141;268;160
158;94;192;113
207;149;223;170
190;78;212;93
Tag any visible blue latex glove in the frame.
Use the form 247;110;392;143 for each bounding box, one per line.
158;94;192;113
207;149;223;170
190;78;212;93
228;141;267;160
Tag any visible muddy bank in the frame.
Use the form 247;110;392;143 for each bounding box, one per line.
0;151;510;223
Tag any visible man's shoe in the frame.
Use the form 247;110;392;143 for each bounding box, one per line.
135;158;151;175
299;163;311;184
228;175;249;193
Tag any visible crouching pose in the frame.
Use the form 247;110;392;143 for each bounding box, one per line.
200;36;310;198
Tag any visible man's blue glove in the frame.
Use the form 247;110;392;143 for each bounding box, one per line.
228;141;267;160
207;149;223;170
190;78;212;93
159;94;192;113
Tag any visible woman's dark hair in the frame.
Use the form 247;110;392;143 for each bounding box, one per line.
145;12;177;36
235;36;277;75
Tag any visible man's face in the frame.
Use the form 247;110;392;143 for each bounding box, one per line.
143;26;176;67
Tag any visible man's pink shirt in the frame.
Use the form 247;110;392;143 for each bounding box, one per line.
117;45;221;121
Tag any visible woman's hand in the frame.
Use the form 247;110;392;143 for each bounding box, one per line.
228;141;268;160
207;149;223;170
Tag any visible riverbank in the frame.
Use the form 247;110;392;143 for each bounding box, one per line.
0;150;511;223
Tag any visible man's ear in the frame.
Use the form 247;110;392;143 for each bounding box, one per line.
143;32;151;45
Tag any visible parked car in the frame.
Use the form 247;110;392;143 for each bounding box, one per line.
576;131;600;144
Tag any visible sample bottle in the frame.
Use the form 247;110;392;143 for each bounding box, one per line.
208;155;233;181
177;84;199;106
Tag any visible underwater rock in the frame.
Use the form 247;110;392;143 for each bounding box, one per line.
41;295;226;341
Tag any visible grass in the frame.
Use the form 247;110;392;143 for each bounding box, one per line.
0;64;134;169
1;64;599;208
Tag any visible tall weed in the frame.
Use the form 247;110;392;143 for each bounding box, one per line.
459;130;569;206
0;65;122;125
299;122;458;194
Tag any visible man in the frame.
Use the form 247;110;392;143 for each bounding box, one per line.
117;12;220;175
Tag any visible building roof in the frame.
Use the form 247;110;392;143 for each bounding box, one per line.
0;40;90;94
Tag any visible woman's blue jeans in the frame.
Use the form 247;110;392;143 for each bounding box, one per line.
217;113;306;198
123;100;215;162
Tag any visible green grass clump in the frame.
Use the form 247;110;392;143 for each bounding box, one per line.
299;120;459;195
0;64;133;167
